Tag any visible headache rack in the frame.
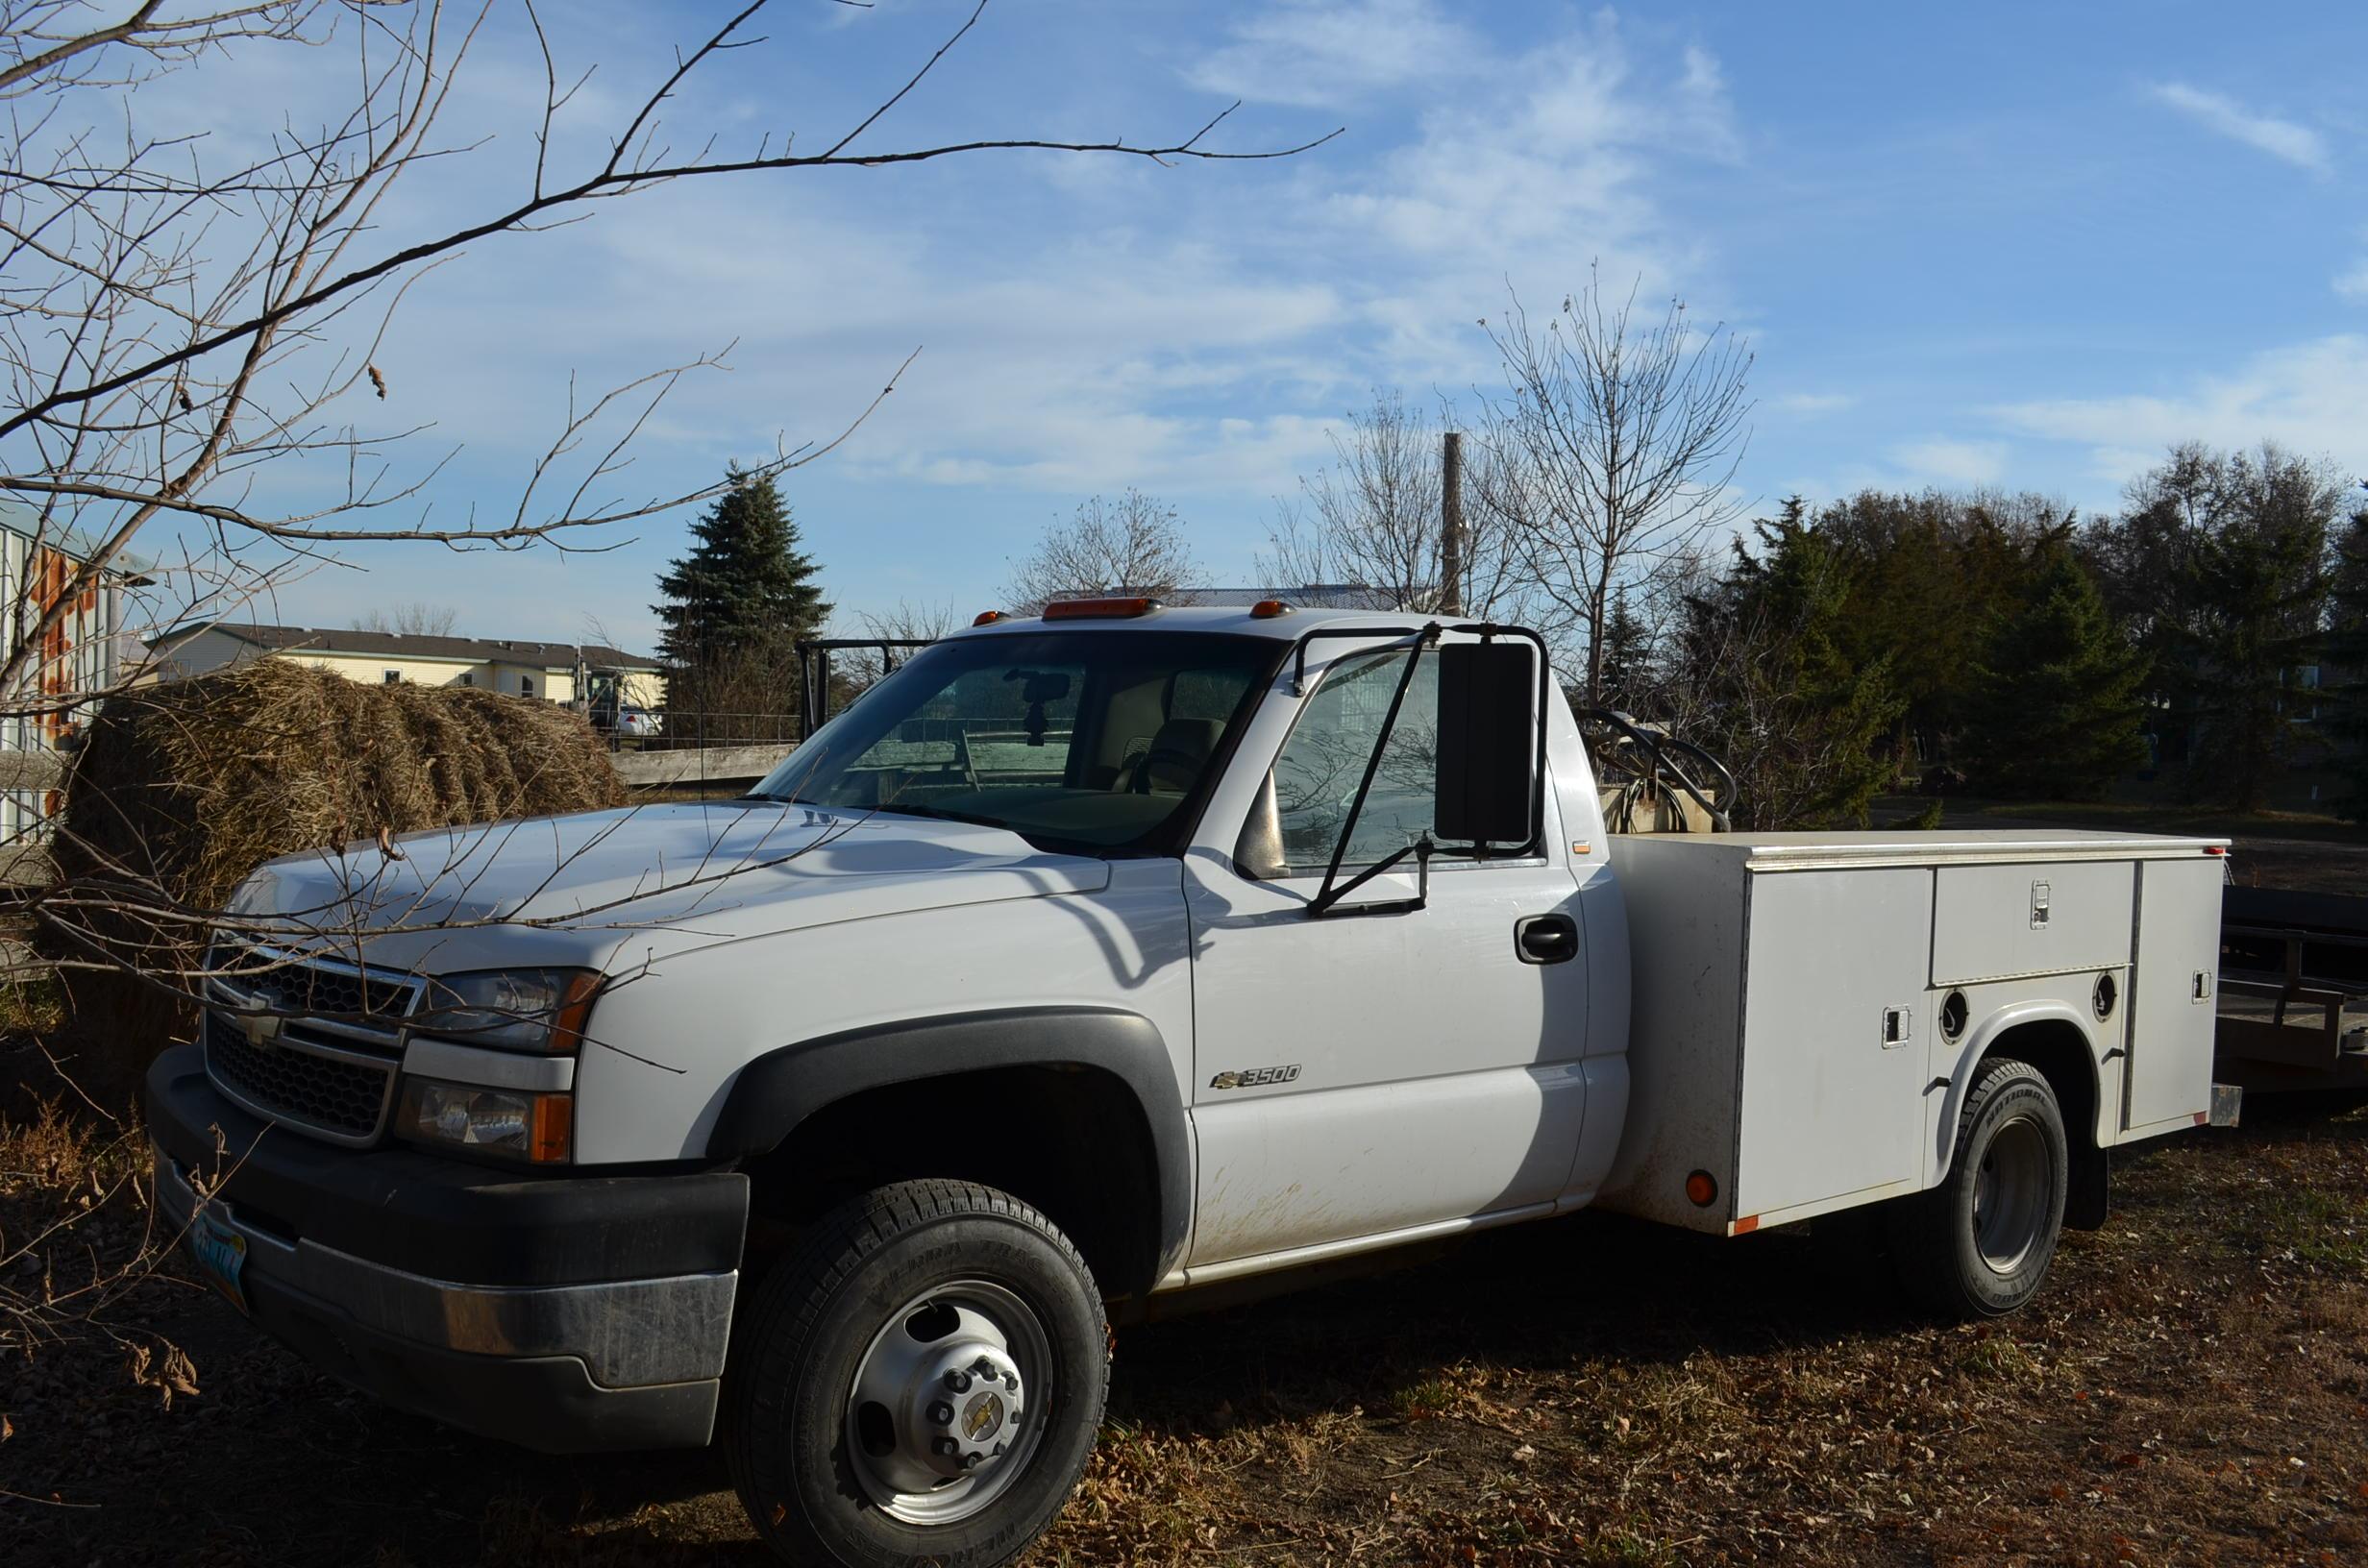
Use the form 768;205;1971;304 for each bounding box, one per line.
200;939;424;1146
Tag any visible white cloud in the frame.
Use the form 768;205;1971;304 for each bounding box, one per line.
2145;82;2328;171
1769;391;1854;417
2336;259;2368;301
1989;334;2368;481
1184;0;1483;109
1889;437;2008;486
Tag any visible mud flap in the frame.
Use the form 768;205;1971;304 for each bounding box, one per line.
2064;1143;2109;1231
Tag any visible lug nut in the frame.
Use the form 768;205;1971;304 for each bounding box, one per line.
944;1369;972;1393
992;1441;1006;1458
973;1356;996;1376
927;1401;953;1426
1002;1372;1019;1392
931;1436;959;1458
961;1452;983;1470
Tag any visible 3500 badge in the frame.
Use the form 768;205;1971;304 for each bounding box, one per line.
1208;1064;1301;1090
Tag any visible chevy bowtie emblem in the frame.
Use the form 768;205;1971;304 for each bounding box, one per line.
241;1010;284;1049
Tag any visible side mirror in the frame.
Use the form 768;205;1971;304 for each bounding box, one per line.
1433;641;1538;851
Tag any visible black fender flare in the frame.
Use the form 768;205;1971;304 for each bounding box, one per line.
704;1006;1192;1286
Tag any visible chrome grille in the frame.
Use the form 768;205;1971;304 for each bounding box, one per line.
204;1013;395;1141
201;942;421;1146
207;943;418;1027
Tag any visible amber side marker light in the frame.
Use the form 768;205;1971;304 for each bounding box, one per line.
972;609;1005;626
2205;845;2228;856
530;1093;573;1164
1043;596;1159;620
1249;599;1292;619
1685;1169;1718;1208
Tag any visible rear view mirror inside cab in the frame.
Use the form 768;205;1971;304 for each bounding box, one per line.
1435;640;1539;853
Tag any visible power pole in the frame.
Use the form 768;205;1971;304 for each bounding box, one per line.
1440;430;1466;615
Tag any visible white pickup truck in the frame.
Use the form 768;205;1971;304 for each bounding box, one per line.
146;601;2231;1568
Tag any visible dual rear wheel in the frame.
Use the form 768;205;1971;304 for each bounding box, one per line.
1888;1056;2071;1317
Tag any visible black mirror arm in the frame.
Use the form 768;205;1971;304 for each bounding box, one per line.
1305;623;1439;918
1308;836;1433;919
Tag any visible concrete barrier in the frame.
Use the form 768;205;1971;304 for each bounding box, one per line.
611;742;797;790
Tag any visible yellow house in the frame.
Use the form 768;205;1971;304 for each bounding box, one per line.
148;624;665;709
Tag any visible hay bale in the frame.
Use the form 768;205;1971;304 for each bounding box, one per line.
42;660;624;1100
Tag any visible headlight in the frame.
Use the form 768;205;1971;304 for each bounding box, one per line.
414;968;602;1053
398;1078;572;1164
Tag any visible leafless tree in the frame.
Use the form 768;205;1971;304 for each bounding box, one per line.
1003;489;1198;613
1473;266;1754;706
0;0;1330;1031
352;602;457;637
1260;388;1557;639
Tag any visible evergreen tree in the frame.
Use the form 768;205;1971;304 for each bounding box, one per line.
2327;498;2368;821
652;468;832;733
1593;588;1653;714
1678;500;1906;827
1961;543;2150;799
2177;476;2331;811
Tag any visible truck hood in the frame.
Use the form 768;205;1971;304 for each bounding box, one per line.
230;803;1113;968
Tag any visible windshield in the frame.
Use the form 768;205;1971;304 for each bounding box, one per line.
749;630;1281;853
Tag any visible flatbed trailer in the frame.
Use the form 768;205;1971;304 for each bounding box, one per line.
2216;886;2368;1092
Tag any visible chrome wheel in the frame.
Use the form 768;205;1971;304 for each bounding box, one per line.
843;1279;1052;1527
1972;1115;2051;1274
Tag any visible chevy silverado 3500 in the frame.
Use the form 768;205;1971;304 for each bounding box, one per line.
146;601;2230;1567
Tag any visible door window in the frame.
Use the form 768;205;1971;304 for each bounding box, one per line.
1269;649;1447;872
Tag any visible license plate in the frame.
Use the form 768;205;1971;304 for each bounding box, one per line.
185;1202;250;1315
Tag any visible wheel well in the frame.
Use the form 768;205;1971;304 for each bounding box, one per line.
738;1065;1165;1301
1983;1019;2098;1146
1983;1017;2109;1229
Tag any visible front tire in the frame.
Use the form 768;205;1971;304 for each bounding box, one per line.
728;1181;1108;1568
1888;1058;2069;1318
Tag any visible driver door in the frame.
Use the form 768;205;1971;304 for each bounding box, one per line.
1181;637;1591;1271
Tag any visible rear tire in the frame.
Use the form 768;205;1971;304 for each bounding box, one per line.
1888;1058;2069;1318
727;1180;1108;1568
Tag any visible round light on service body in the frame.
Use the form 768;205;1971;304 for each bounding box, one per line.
1685;1170;1718;1208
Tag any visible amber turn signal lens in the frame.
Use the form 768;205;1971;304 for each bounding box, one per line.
530;1093;573;1164
1685;1170;1718;1208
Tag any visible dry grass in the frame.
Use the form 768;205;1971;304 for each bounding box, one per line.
4;1091;2363;1566
38;660;625;1102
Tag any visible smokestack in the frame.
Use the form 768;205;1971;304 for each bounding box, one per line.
1440;430;1465;615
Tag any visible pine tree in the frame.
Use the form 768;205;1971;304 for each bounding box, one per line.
2180;502;2328;812
1680;500;1906;828
1593;588;1652;715
652;467;832;734
1961;543;2150;799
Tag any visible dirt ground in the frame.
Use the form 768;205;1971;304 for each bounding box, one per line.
5;1083;2365;1568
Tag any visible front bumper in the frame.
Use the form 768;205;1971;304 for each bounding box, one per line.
146;1044;748;1453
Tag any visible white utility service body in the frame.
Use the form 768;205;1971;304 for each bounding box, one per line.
142;604;2230;1568
1602;831;2225;1237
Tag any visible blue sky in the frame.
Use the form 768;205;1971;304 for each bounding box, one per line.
174;0;2368;654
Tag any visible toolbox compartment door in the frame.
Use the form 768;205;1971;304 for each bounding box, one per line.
1932;860;2134;986
1734;868;1933;1220
2123;856;2225;1135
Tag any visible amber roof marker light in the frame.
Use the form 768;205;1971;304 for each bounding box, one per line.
1042;597;1160;620
1249;599;1293;619
971;609;1005;626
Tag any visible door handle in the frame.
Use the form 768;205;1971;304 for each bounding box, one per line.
1516;913;1578;965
